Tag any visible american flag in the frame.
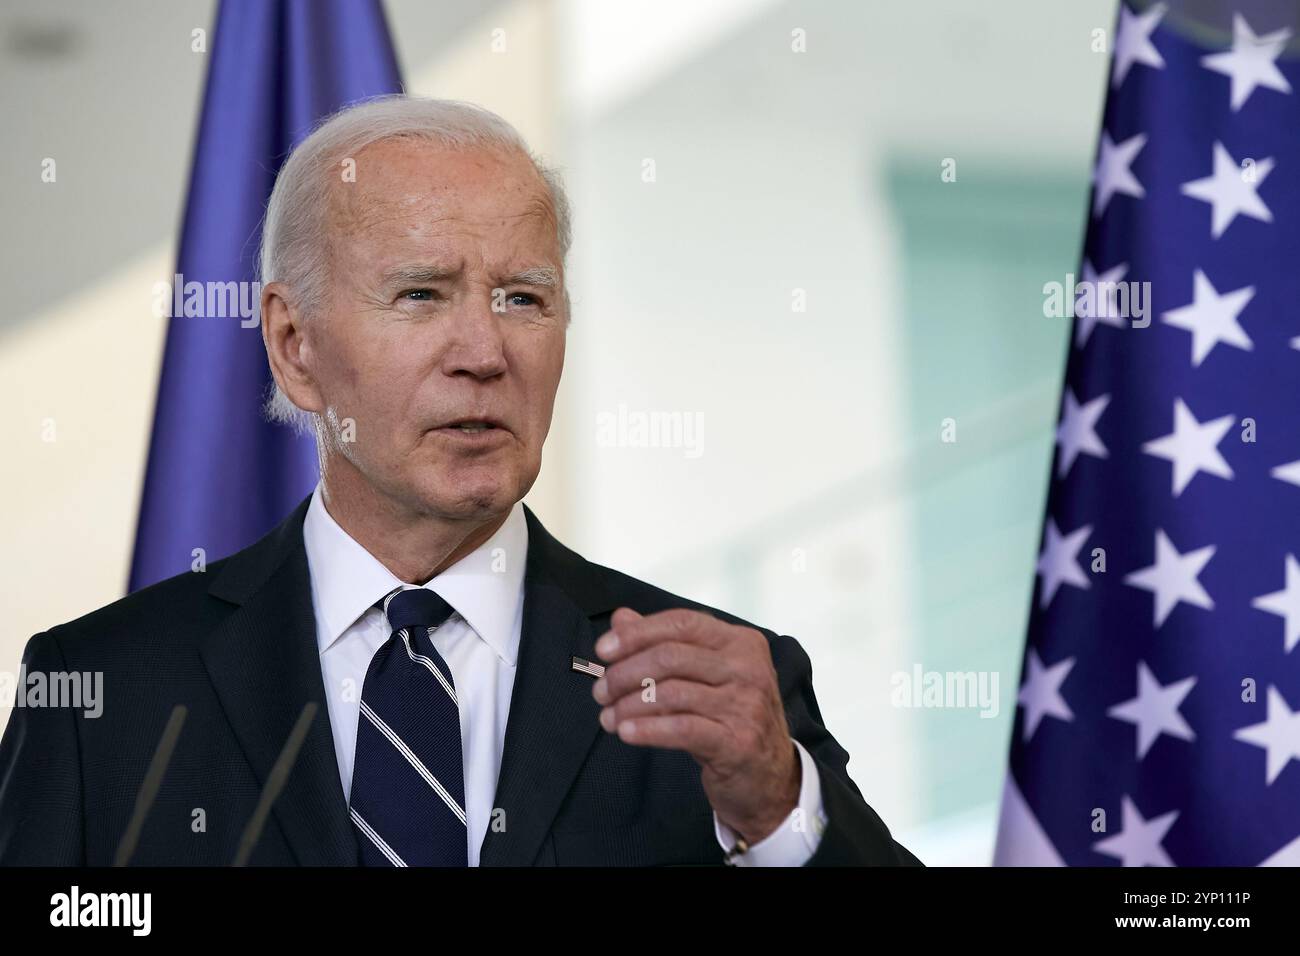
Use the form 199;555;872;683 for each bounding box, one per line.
995;0;1300;866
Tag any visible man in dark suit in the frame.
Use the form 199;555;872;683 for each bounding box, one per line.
0;96;918;867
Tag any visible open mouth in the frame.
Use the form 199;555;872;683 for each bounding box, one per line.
435;418;508;438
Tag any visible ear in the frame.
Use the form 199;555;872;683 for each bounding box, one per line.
261;282;324;414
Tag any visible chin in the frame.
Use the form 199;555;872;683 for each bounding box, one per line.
417;468;522;519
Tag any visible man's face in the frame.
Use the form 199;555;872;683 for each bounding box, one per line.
302;139;566;520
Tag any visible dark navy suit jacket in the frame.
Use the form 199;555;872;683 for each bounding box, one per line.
0;497;921;866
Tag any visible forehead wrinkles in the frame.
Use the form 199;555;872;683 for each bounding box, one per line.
318;143;562;287
324;197;563;290
337;187;432;241
520;190;559;243
328;141;553;240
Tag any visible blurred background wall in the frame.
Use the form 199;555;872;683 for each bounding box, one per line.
0;0;1116;863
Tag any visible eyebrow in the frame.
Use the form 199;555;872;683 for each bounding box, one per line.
378;265;560;290
379;264;462;289
498;267;560;289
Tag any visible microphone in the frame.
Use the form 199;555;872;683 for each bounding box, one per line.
231;701;319;866
112;700;319;866
113;704;188;867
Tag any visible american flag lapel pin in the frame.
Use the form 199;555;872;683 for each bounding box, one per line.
571;656;605;678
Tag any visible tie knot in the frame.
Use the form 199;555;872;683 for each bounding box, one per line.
383;587;456;634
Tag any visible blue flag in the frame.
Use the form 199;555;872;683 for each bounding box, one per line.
129;0;402;591
996;1;1300;866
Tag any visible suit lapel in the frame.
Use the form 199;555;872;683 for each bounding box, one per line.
478;506;615;866
199;498;358;866
198;497;614;867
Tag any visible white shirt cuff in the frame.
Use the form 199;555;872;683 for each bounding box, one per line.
712;738;828;866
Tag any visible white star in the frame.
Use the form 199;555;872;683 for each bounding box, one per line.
1036;519;1092;608
1252;554;1300;653
1093;796;1178;867
1017;649;1075;742
1234;685;1300;785
1093;131;1147;217
1107;661;1196;759
1180;141;1275;239
1124;528;1215;629
1271;459;1300;488
1201;13;1293;111
1141;397;1235;497
1055;389;1110;478
1075;260;1130;347
1161;270;1254;367
1112;2;1167;88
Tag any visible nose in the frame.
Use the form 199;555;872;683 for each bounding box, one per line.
439;293;508;380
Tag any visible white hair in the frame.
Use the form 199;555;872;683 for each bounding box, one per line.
258;94;572;435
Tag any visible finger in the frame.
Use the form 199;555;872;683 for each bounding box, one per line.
609;607;643;631
592;641;735;705
599;678;732;729
595;607;731;663
612;712;731;763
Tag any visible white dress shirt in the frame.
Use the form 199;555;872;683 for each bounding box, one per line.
302;483;826;866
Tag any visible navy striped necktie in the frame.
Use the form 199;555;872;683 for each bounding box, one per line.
349;587;467;866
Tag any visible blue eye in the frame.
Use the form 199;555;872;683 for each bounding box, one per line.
508;292;539;307
402;289;434;301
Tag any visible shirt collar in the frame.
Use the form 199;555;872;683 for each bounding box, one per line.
302;482;527;666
